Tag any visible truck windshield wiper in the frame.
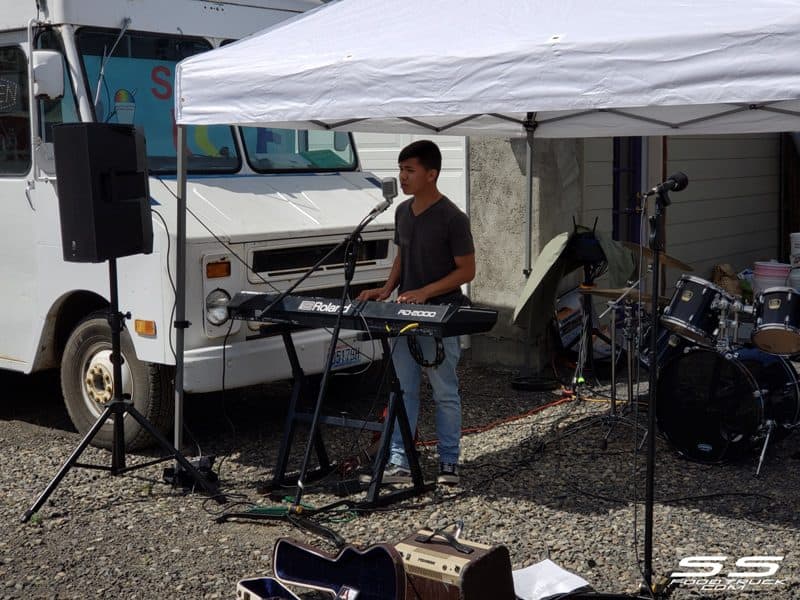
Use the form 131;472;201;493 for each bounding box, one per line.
92;17;131;118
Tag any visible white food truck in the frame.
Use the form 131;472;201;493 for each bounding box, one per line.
0;0;396;448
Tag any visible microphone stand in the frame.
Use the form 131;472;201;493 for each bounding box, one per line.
219;190;407;546
643;186;670;595
289;201;391;514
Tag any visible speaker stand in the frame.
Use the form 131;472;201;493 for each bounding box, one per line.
22;258;223;522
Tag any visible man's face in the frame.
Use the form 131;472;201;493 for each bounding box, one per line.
398;157;437;196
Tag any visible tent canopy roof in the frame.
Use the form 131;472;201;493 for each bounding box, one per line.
174;0;800;137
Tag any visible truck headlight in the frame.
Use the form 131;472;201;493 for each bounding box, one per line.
205;289;231;326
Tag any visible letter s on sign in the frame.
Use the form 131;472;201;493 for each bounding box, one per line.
671;556;727;578
728;556;783;578
151;66;172;100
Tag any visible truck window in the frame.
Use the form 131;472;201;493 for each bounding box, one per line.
240;127;356;172
36;29;79;144
0;46;31;176
76;29;239;174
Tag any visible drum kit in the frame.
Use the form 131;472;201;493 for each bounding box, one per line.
583;250;800;475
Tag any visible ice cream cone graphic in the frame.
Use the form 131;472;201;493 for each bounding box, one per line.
114;89;136;124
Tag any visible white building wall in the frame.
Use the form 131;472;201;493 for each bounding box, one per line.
579;135;780;292
582;138;614;234
353;133;468;211
663;134;780;289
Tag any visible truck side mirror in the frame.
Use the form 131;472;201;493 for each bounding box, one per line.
32;50;65;99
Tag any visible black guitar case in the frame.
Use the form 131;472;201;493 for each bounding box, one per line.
273;537;406;600
236;576;301;600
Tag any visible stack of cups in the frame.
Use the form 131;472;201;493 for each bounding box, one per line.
753;261;791;296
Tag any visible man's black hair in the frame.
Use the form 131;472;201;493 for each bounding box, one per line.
398;139;442;174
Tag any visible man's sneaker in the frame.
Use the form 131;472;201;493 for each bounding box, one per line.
375;464;409;484
437;462;459;485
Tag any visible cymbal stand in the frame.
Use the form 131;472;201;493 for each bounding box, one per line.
557;297;646;447
602;303;648;445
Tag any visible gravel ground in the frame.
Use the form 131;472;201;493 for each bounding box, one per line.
1;356;799;600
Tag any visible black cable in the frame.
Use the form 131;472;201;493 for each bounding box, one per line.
212;319;237;482
406;335;445;368
151;208;177;360
155;177;281;293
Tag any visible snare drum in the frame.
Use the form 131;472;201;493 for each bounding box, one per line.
752;287;800;356
661;275;733;347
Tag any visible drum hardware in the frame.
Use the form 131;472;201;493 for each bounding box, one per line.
558;285;648;447
713;297;733;352
755;419;777;476
710;297;753;353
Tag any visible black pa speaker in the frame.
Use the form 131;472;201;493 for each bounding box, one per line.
54;123;153;263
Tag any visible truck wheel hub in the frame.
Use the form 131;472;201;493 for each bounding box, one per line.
83;350;132;407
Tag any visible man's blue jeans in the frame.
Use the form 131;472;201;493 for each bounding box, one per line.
388;335;462;468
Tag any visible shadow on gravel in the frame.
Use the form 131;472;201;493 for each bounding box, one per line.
0;368;74;432
181;360;800;537
453;389;800;534
8;359;800;537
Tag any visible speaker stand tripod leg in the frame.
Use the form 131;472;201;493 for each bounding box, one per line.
22;403;116;522
22;258;223;523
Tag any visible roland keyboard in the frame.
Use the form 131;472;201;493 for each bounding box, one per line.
227;291;498;337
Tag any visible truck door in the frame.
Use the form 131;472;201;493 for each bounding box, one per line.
0;42;36;369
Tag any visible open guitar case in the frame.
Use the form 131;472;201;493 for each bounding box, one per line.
236;537;405;599
270;537;406;600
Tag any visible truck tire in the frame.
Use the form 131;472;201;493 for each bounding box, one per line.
61;311;173;450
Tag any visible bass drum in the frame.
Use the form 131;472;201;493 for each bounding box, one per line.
656;346;800;463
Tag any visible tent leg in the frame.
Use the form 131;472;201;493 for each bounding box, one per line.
173;125;188;456
524;132;535;277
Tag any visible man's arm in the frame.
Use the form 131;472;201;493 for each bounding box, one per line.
397;253;475;304
357;253;402;301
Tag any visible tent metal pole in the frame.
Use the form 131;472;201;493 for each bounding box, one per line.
523;131;534;277
173;125;188;455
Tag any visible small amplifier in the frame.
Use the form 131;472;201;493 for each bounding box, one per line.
395;529;516;600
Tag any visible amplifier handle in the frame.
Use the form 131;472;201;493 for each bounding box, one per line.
414;525;473;555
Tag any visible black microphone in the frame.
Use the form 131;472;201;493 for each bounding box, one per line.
646;172;688;196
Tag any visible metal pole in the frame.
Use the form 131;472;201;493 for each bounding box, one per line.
644;191;668;591
173;126;188;455
523;132;535;277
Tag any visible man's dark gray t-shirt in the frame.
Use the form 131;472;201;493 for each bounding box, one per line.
394;195;474;305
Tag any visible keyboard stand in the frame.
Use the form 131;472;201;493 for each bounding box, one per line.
266;326;433;508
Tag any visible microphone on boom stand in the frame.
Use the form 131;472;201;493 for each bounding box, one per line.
642;172;688;597
216;177;416;545
644;172;688;197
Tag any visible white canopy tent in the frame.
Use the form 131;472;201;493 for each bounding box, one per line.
171;0;800;588
175;0;800;137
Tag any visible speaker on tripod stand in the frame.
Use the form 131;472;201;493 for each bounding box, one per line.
22;123;222;522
